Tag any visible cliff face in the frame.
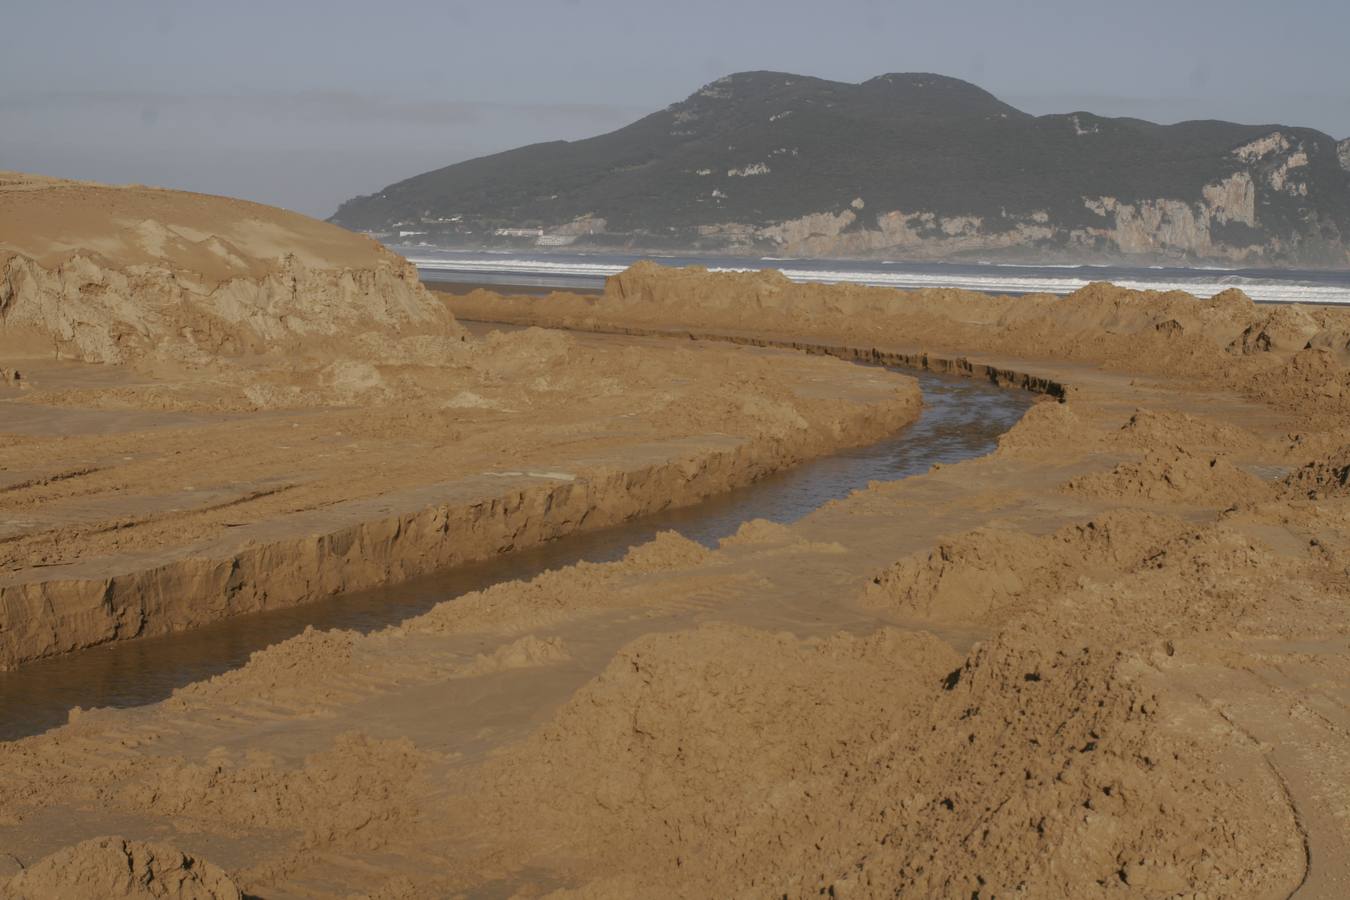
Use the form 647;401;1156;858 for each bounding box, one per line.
725;133;1332;262
332;73;1350;267
0;173;457;366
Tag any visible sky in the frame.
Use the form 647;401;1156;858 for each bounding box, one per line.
4;0;1348;219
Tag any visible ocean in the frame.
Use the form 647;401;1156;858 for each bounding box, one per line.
402;247;1350;306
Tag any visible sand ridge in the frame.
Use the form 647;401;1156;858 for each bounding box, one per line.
448;260;1350;420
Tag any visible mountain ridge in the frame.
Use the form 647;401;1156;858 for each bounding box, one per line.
332;71;1350;266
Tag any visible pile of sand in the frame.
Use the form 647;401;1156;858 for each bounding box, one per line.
405;531;718;637
471;624;961;893
1064;447;1271;505
0;836;241;899
863;509;1187;624
471;597;1303;897
1226;304;1323;354
1246;348;1350;409
0;173;459;368
1111;408;1266;455
1281;443;1350;498
995;400;1096;456
163;626;358;712
117;733;432;860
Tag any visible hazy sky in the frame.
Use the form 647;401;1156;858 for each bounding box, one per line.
5;0;1348;218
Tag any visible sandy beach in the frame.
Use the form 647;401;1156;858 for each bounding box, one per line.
3;177;1350;898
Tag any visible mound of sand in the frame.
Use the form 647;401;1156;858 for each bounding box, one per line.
117;733;431;853
404;531;719;637
473;609;1302;897
1064;447;1271;505
1226;304;1322;355
0;836;241;900
1111;407;1265;455
995;400;1097;457
1247;348;1350;409
892;609;1302;899
164;625;358;712
1281;444;1350;498
864;509;1188;624
472;624;961;891
0;172;458;366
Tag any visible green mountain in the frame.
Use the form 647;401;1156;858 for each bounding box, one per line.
332;72;1350;266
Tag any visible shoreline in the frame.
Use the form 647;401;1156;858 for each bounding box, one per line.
412;251;1350;305
401;242;1350;274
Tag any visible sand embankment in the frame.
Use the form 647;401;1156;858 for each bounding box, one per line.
0;180;924;667
0;331;920;669
447;260;1350;418
5;263;1350;896
0;171;454;366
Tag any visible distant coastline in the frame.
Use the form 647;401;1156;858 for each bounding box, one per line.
406;246;1350;305
334;71;1350;269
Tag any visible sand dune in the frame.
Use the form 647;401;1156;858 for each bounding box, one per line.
0;172;454;368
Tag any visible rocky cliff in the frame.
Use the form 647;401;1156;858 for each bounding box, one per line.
332;72;1350;266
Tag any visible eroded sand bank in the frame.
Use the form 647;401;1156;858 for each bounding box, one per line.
0;331;920;669
4;254;1350;895
0;178;922;668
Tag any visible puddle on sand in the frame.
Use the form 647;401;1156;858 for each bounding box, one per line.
0;370;1033;741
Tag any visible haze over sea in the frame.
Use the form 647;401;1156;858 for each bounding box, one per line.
406;248;1350;305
